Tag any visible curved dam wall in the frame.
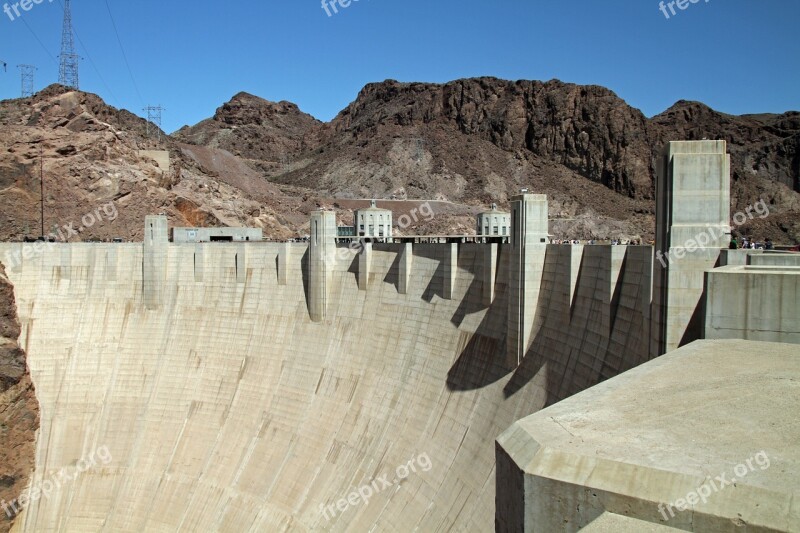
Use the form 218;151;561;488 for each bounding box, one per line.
0;240;653;532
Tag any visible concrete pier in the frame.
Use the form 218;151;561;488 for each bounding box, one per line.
652;140;731;356
507;194;549;367
443;242;457;300
309;210;336;322
358;242;372;291
482;243;498;305
278;242;290;285
143;214;168;309
398;242;412;295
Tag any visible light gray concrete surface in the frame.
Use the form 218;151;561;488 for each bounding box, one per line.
579;512;680;532
653;141;731;356
497;339;800;532
748;252;800;267
309;209;336;322
508;194;549;366
705;264;800;344
137;149;170;170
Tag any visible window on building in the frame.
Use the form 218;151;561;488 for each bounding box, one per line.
493;226;499;235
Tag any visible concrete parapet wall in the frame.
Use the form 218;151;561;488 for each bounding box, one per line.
748;252;800;267
705;264;800;344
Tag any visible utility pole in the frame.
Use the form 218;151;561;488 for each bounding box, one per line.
58;0;80;89
18;64;36;98
39;144;45;239
143;105;164;141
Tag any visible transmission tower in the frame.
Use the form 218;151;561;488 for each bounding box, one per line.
143;105;164;140
18;65;36;98
58;0;80;89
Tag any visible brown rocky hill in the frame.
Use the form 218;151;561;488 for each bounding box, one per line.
221;77;793;242
0;85;313;242
173;92;321;175
0;263;39;532
1;79;798;243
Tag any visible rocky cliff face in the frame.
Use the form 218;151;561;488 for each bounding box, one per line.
0;264;39;532
269;77;798;242
326;79;653;197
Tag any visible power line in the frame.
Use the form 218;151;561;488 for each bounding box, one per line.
19;16;59;66
104;0;144;106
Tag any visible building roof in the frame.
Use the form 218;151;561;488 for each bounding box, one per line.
479;203;510;216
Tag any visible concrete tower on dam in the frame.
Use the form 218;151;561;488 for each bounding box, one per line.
1;140;798;532
652;140;731;355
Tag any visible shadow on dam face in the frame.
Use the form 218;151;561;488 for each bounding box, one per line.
0;242;654;532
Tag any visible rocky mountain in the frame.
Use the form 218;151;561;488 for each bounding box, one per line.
176;78;797;242
173;92;321;175
0;85;314;242
0;79;798;244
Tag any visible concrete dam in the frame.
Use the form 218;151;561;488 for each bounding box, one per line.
2;142;797;531
1;229;654;531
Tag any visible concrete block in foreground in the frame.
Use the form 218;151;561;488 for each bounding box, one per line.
496;339;800;532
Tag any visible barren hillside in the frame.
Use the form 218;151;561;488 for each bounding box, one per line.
1;79;799;243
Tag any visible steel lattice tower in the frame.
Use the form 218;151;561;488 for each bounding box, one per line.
18;64;36;98
58;0;79;89
143;105;164;140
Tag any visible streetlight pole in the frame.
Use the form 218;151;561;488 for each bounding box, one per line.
40;143;45;239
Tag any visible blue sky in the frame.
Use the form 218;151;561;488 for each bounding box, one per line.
0;0;797;133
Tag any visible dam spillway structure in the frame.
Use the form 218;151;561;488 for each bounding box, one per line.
0;140;798;531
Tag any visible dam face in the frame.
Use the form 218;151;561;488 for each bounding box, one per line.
0;237;654;532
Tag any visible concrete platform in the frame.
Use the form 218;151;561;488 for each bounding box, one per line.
497;339;800;532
